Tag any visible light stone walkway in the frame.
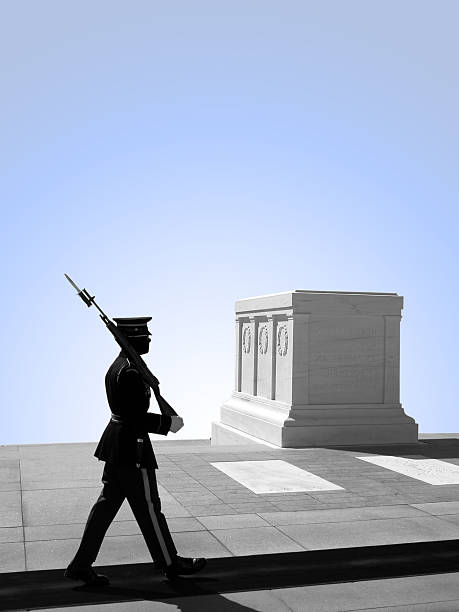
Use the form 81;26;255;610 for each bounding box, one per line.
2;435;459;611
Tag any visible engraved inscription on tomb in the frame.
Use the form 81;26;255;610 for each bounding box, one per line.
312;324;379;339
308;316;384;404
311;353;382;364
325;367;381;380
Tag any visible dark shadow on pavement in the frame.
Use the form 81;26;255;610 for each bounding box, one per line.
311;438;459;459
2;539;459;611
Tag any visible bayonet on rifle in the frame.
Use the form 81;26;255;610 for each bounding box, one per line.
64;274;177;417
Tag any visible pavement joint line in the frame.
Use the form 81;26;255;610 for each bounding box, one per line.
22;528;209;543
21;486;102;492
349;599;459;611
270;524;310;551
269;589;296;612
18;454;26;571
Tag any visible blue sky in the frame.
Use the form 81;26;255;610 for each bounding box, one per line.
1;1;458;444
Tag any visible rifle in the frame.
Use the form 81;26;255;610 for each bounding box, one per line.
64;274;177;417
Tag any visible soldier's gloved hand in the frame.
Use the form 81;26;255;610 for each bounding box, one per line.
170;416;184;433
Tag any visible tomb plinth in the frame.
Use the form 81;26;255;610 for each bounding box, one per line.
212;290;418;447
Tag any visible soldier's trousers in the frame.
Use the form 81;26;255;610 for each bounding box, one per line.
69;462;177;571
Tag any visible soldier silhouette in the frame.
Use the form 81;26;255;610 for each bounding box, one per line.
65;317;206;585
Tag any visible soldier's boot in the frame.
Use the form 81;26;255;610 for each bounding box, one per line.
64;565;110;586
164;556;207;579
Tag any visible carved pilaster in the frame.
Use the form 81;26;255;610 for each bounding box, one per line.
240;317;257;396
274;312;293;403
268;315;277;400
251;316;260;396
235;317;242;392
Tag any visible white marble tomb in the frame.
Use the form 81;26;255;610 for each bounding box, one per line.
212;290;418;447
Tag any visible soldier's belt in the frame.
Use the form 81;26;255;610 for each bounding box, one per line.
110;414;125;424
110;414;143;432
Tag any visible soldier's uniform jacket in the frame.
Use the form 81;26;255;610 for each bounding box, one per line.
94;353;171;469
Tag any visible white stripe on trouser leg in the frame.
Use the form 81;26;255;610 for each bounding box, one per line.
141;469;173;566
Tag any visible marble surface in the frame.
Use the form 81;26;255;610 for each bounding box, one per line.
358;456;459;485
215;289;418;447
210;460;345;494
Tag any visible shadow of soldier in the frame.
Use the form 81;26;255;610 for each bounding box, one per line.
69;577;272;611
86;591;269;611
151;592;279;611
0;565;271;612
3;546;459;612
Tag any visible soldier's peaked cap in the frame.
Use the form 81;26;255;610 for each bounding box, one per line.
113;317;152;337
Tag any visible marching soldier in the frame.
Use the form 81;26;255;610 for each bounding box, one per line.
65;317;206;585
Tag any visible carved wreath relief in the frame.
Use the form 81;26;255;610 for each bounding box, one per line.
258;325;269;355
242;326;251;354
277;324;288;357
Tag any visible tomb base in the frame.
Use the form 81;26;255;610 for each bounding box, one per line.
211;422;275;447
212;394;418;447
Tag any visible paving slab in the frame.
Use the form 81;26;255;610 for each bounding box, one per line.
19;456;100;480
0;459;20;484
0;482;21;492
171;530;233;558
225;502;279;513
22;487;112;526
355;603;459;611
157;485;191;517
0;542;25;571
0;526;23;543
259;504;428;525
21;479;101;491
196;513;271;530
26;534;154;570
0;491;22;527
169;491;222;504
210;526;305;555
183;503;236;516
23;517;204;543
440;513;459;527
0;445;19;459
277;515;459;549
25;523;90;541
272;572;459;612
412;500;459;514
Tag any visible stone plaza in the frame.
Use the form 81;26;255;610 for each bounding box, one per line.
2;290;459;611
2;437;459;611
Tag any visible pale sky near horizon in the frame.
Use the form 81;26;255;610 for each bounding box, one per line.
1;1;458;445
